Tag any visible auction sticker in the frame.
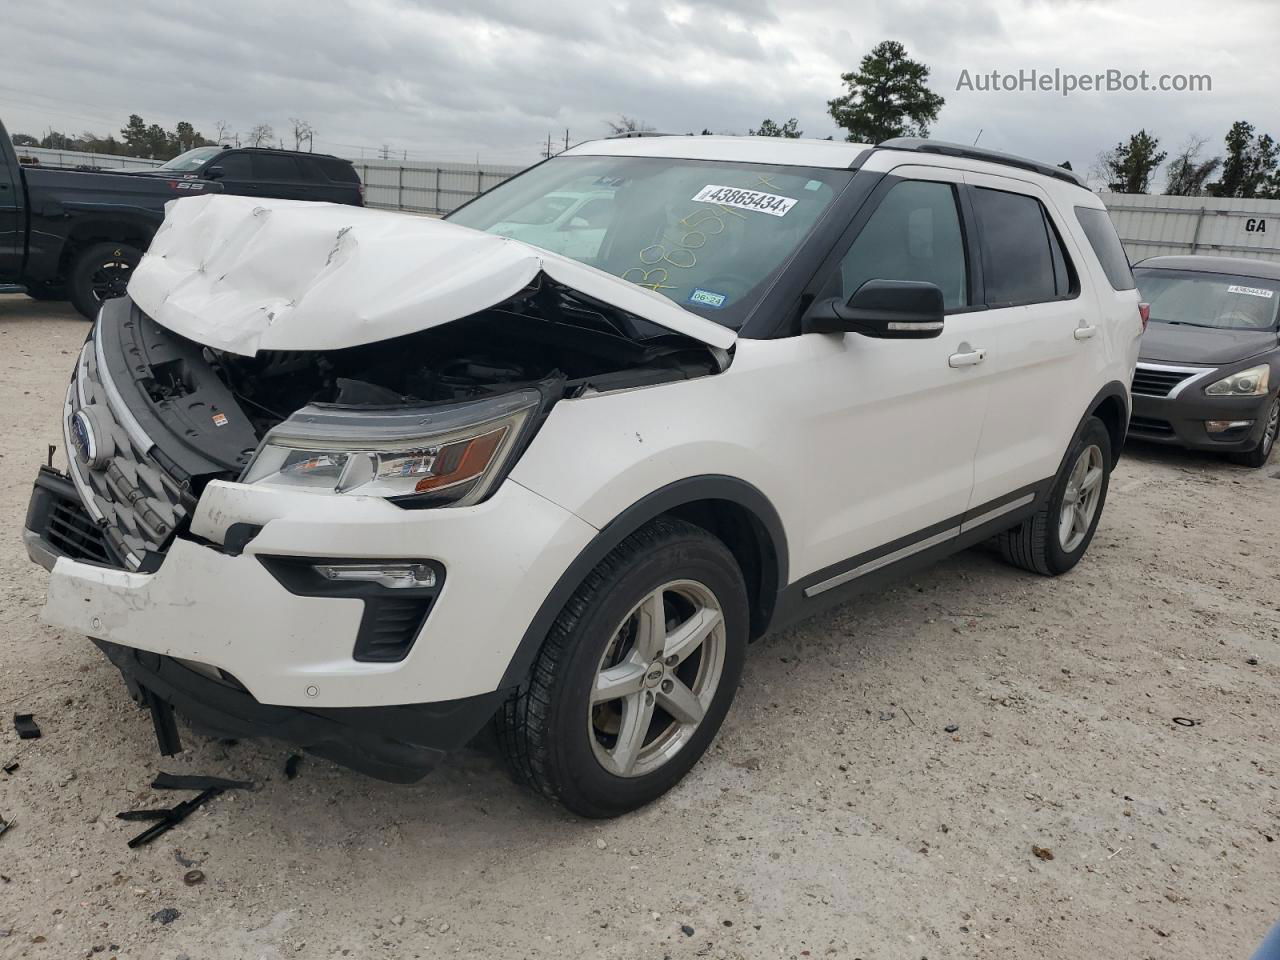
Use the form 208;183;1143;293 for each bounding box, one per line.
692;184;797;217
1227;284;1274;299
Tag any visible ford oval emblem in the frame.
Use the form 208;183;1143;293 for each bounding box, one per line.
70;410;101;468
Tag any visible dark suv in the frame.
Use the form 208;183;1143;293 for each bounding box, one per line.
134;146;364;206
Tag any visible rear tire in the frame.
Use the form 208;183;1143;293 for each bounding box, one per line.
999;416;1112;576
496;517;748;818
1229;395;1279;468
68;241;142;320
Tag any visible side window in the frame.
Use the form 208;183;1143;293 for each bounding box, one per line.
213;153;253;179
1074;205;1136;291
296;158;327;182
317;157;360;183
253;155;302;181
836;180;969;309
973;187;1076;306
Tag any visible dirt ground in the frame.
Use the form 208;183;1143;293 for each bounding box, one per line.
1;293;1277;960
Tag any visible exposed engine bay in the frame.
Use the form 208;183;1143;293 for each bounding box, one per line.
205;284;722;439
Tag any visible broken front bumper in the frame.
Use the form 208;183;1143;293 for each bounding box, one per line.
27;472;597;707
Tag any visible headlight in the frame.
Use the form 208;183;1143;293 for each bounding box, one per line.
241;389;541;507
1205;364;1270;397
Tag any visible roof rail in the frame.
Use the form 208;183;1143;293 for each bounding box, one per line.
605;131;674;139
877;138;1089;189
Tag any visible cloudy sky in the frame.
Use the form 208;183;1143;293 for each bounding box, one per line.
3;0;1277;178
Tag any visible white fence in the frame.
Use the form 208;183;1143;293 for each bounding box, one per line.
1100;192;1280;264
350;159;525;214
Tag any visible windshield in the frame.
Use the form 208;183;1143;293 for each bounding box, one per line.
447;155;851;327
1134;267;1280;331
159;146;223;172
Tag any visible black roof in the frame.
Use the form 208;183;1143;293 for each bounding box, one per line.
1134;255;1280;282
222;146;351;163
876;138;1088;189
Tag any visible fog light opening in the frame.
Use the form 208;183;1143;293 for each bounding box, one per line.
313;562;438;589
1205;419;1254;435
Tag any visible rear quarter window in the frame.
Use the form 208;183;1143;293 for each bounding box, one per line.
317;157;360;184
972;187;1075;306
1074;206;1135;291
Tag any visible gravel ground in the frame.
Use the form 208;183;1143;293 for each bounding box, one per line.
1;293;1278;960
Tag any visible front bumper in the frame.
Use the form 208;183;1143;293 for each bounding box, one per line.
1129;390;1272;452
93;638;506;782
26;472;599;709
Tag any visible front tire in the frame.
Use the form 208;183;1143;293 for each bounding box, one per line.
497;518;748;818
1229;395;1279;468
999;416;1112;576
68;241;142;320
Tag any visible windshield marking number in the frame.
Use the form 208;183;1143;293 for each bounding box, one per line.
692;184;797;217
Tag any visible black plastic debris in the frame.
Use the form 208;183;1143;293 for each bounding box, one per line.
284;754;302;780
2;761;17;775
141;689;182;757
123;788;222;848
13;714;40;740
944;724;960;733
152;772;254;791
150;908;181;925
0;816;12;840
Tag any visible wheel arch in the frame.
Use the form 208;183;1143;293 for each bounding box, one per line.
57;215;157;278
499;475;788;689
1087;380;1130;468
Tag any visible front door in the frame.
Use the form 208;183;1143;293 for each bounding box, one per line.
796;166;988;581
0;154;23;280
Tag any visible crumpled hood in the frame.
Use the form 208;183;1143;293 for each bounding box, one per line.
128;194;736;356
1139;321;1279;365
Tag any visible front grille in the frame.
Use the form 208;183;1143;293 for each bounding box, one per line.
45;490;115;565
1132;367;1193;397
65;338;191;569
1129;415;1175;436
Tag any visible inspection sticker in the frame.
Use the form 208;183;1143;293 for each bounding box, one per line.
1227;284;1274;299
689;288;728;309
692;184;797;217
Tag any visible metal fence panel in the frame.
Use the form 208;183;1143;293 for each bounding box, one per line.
1101;192;1280;264
350;159;527;214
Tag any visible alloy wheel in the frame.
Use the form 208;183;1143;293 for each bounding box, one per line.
1263;397;1279;458
589;579;726;778
1059;443;1104;552
89;254;134;303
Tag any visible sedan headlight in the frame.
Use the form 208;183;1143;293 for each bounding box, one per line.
1205;364;1270;397
241;389;541;507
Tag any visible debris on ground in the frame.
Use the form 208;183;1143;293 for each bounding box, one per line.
183;869;205;886
150;908;180;925
2;761;17;775
0;816;12;841
681;924;695;937
944;724;960;733
174;849;198;868
13;714;40;739
121;788;223;849
284;754;302;780
151;772;255;791
1031;845;1055;861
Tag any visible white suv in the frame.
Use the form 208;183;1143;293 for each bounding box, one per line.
24;135;1142;817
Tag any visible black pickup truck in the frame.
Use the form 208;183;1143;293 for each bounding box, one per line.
0;117;222;319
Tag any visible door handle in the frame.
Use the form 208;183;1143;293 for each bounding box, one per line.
1073;324;1098;340
948;347;986;368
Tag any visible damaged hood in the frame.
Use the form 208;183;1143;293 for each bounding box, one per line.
129;194;737;355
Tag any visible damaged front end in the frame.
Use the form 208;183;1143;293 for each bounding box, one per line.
24;196;733;781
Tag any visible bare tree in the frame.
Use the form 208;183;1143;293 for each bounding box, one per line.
290;117;315;152
248;123;273;148
1165;135;1222;196
605;115;654;136
213;120;232;145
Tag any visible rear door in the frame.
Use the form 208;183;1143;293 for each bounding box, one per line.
963;171;1100;507
251;154;307;201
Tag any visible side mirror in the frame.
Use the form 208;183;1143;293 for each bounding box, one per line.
205;165;225;180
803;279;945;339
